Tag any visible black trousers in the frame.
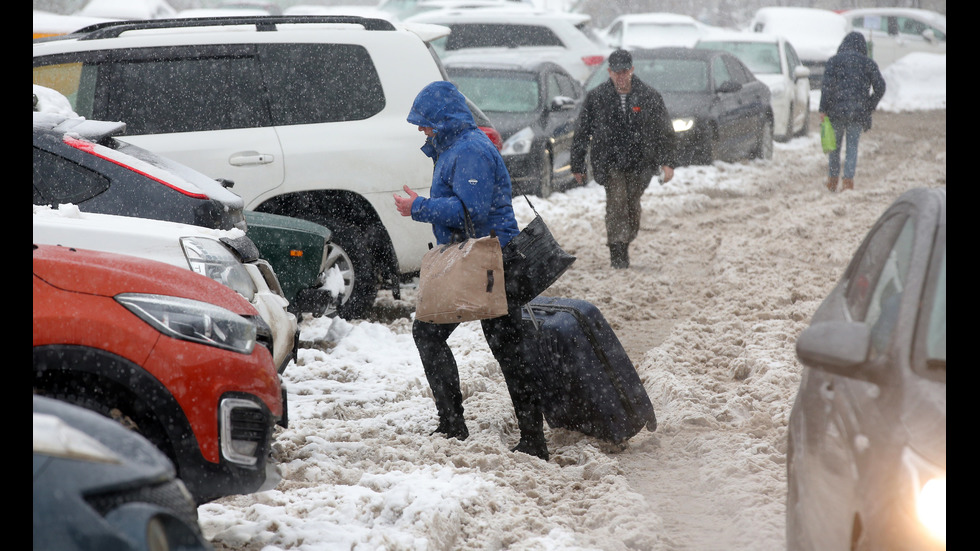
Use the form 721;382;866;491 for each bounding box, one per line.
413;298;545;441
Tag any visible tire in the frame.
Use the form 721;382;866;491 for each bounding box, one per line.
317;220;378;320
796;99;811;137
755;118;774;161
535;149;554;198
779;104;794;143
692;130;714;165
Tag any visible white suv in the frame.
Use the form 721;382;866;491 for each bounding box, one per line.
33;16;453;318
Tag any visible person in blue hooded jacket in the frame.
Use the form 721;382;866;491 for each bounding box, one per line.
394;81;549;461
819;31;886;192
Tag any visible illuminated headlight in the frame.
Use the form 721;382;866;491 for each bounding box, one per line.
672;118;695;133
116;293;256;354
501;127;534;156
917;477;946;543
903;447;945;545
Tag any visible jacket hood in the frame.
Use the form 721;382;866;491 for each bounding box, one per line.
407;81;476;153
837;31;868;56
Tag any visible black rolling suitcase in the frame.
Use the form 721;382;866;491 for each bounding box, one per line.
522;296;658;444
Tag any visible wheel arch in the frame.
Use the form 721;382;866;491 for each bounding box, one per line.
253;190;397;285
32;344;194;467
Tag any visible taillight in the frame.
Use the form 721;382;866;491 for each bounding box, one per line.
582;55;606;66
480;126;503;151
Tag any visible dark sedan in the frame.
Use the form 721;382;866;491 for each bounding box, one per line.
447;56;584;197
788;188;946;550
585;47;774;166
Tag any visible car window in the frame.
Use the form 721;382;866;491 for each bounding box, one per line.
33;146;110;205
698;41;781;75
262;44;385;125
451;72;539;113
554;73;580;99
443;24;565;51
922;243;946;366
711;57;733;89
33;62;99;119
103;55;270;134
785;43;802;78
845;213;915;356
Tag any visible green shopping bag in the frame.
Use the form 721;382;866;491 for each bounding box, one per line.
821;118;836;153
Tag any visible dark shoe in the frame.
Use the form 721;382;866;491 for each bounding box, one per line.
826;177;839;192
431;420;469;440
511;437;549;461
609;243;629;269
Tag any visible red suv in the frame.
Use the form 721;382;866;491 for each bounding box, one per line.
33;244;286;503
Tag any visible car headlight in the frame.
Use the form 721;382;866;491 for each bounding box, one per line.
501;127;535;156
916;477;945;543
672;118;695;133
116;293;256;354
903;447;945;545
181;237;256;302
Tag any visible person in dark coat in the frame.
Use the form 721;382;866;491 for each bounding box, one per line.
819;31;886;192
571;49;677;269
393;81;549;461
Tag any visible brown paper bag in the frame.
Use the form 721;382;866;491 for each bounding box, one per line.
416;235;508;324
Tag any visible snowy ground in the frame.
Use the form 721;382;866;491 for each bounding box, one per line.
200;54;945;551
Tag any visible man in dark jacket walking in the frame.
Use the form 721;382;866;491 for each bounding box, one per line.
819;31;886;192
394;81;549;461
571;49;677;269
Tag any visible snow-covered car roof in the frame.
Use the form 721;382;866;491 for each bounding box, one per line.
843;7;946;33
406;8;590;26
696;30;782;45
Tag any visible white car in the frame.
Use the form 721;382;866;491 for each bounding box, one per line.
406;8;611;83
844;8;946;70
696;32;812;141
33;15;450;319
600;12;721;49
33;205;299;374
749;7;848;89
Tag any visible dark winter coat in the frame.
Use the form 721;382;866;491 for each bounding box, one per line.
570;75;677;183
819;32;886;130
406;81;520;248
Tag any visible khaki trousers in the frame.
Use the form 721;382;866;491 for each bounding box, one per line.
602;168;655;245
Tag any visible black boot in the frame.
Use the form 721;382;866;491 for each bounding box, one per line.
609;243;629;269
511;434;549;461
431;416;469;440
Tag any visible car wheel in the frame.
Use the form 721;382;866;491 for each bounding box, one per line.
780;104;794;142
536;149;554;198
692;130;714;165
317;220;378;320
796;99;811;137
755;118;774;160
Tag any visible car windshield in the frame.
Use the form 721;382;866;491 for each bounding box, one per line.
451;72;539;113
634;58;709;93
698;41;781;74
586;57;709;93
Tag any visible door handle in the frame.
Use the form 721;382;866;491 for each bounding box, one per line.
229;151;275;166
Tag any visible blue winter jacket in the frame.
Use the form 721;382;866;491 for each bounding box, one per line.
406;81;520;248
819;32;886;130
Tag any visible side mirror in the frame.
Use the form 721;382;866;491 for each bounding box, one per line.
550;95;576;111
796;321;880;383
793;65;811;80
716;81;742;94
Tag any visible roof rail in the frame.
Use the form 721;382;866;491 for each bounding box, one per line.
72;15;396;40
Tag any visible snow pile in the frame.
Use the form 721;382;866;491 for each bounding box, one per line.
879;53;947;112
